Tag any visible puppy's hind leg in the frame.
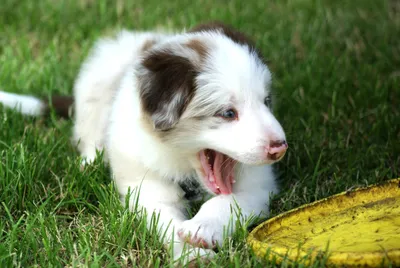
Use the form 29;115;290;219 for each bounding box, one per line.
72;101;111;167
72;93;111;167
72;35;134;166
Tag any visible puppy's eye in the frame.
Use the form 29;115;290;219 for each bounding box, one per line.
264;96;272;107
218;109;238;120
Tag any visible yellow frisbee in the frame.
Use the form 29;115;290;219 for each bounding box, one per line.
248;179;400;267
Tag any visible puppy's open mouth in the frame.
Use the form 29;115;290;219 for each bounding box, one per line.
199;149;236;195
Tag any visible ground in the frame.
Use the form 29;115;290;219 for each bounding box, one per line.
0;0;399;267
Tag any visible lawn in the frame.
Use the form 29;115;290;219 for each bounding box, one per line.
0;0;399;267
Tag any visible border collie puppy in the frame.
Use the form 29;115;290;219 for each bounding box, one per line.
0;22;287;263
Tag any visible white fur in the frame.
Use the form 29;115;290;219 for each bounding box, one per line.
0;27;286;264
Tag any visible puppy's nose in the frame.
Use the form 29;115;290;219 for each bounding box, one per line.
266;140;288;161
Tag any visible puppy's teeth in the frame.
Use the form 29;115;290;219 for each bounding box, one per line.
209;176;215;182
232;179;236;183
216;186;220;189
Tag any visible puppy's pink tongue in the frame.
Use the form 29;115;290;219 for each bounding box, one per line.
213;153;233;195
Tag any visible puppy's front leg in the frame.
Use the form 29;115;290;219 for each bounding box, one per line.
118;176;214;262
178;164;278;248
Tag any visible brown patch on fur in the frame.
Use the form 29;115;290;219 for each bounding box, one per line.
141;39;156;53
42;96;74;118
138;49;198;130
186;39;208;59
189;21;267;64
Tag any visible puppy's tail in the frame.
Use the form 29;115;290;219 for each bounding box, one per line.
0;90;73;119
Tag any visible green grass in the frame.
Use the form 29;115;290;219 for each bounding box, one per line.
0;0;399;267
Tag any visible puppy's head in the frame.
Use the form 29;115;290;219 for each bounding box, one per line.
137;22;287;195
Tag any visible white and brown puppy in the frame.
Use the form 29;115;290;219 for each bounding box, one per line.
0;22;288;263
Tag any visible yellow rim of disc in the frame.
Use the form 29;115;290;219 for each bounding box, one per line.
247;179;400;267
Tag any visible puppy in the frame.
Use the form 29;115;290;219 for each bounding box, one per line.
0;22;288;263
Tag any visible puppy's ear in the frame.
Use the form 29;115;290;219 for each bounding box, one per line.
138;49;197;131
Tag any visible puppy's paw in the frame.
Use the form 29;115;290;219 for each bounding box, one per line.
173;242;215;267
178;217;225;249
79;156;95;170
